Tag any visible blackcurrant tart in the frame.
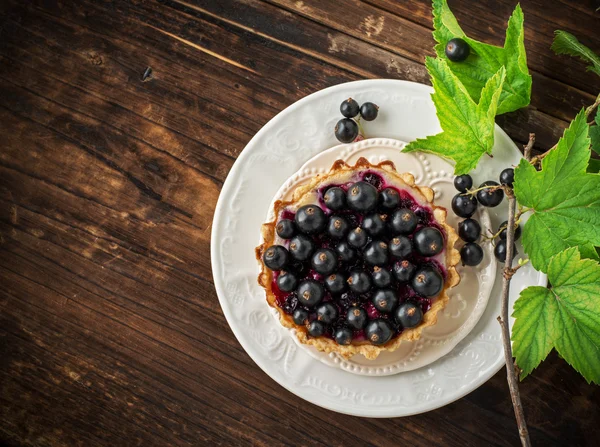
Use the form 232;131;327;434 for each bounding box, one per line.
257;158;460;359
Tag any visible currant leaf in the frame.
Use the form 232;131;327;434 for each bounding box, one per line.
432;0;531;114
590;109;600;157
403;57;505;175
551;30;600;77
514;110;600;272
512;247;600;383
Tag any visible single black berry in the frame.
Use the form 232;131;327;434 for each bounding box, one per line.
359;102;379;121
395;302;423;328
365;319;393;345
499;168;515;188
292;308;309;325
263;245;289;270
498;220;522;241
316;302;338;324
307;320;326;337
460;243;484;266
346;181;379;213
289;234;315;261
347;270;372;294
445;38;470;62
311;248;338;275
364;241;389;266
393;260;416;282
346;306;367;329
327;215;350;239
362;214;386;236
334;327;353;345
336;241;357;262
334;118;359;143
297;280;325;308
277;271;298;292
347;227;368;248
452;193;478;218
454;174;473;193
295;205;327;234
380;187;400;210
390;208;418;234
458;218;481;242
389;235;413;259
476;181;504;207
414;227;444;257
323;187;346;211
372;266;393;288
411;266;443;297
325;273;347;294
340;98;360;118
276;219;296;239
372;289;398;313
494;240;517;263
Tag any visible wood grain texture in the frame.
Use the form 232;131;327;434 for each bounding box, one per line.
1;0;599;446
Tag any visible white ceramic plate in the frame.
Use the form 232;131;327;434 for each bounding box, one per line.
211;79;547;417
265;138;497;376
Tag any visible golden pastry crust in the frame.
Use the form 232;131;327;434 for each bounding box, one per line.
256;158;460;360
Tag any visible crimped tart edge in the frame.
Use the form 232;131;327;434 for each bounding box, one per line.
255;157;461;360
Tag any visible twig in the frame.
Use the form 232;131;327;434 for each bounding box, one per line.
498;190;531;447
584;92;600;119
523;133;535;161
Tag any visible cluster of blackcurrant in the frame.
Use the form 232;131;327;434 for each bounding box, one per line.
334;98;379;144
452;168;517;266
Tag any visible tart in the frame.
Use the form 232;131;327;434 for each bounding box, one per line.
256;158;460;359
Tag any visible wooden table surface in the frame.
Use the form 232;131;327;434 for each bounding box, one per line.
1;1;599;446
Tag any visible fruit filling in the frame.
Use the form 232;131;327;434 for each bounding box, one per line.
262;171;448;346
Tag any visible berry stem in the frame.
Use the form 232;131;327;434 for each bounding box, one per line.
354;117;366;139
497;189;531;447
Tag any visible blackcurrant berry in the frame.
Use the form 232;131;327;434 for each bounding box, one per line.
347;270;372;294
393;260;416;282
454;174;473;193
499;168;515;188
476;181;504;207
346;306;367;329
414;227;444;257
336;241;357;262
364;241;389;266
452;193;478;218
372;266;393;288
325;273;347;294
316;302;338;324
389;235;413;259
276;219;296;239
359;102;379;121
494;240;517;263
297;279;325;308
347;227;368;248
340;98;359;118
327;215;350;239
411;266;443;297
289;234;315;261
263;245;290;270
380;187;400;210
334;327;353;345
458;218;481;242
372;289;398;313
445;38;470;62
323;186;347;211
460;242;484;266
334;118;359;143
347;181;379;213
395;302;423;328
295;205;327;234
311;248;338;275
277;271;298;292
498;220;522;241
292;308;309;325
362;214;386;236
390;208;418;234
365;319;393;345
307;320;326;337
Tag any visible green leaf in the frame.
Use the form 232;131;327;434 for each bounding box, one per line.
432;0;531;114
512;247;600;383
514;110;600;272
588;157;600;173
551;30;600;77
403;58;505;174
591;110;600;155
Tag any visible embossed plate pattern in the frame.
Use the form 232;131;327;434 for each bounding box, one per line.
211;79;547;417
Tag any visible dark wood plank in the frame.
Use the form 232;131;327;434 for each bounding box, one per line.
1;0;599;446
